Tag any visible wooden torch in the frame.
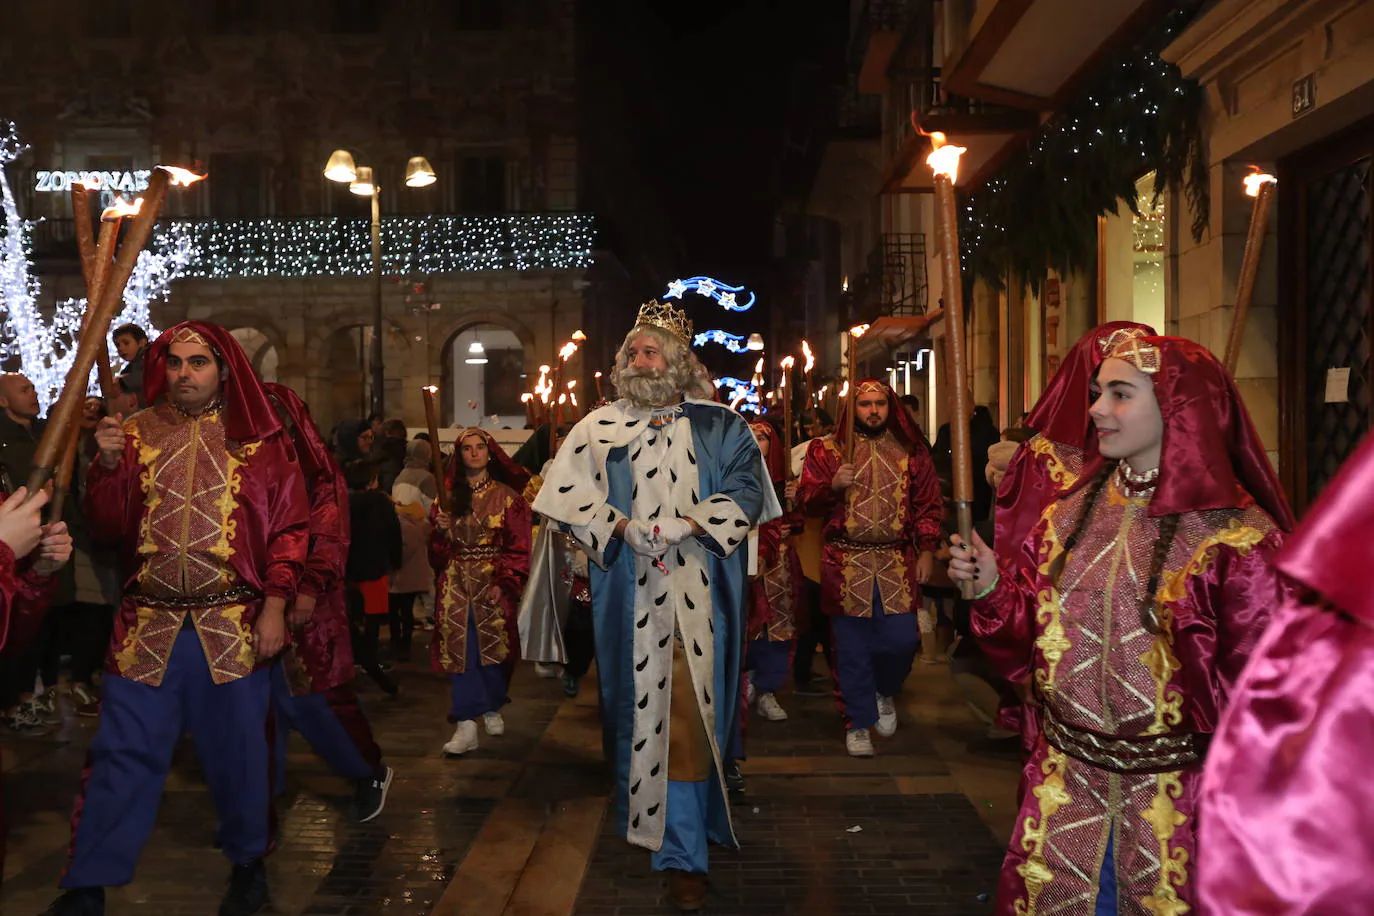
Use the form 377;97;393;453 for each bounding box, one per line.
927;133;975;596
548;330;584;458
843;324;869;464
1222;169;1277;374
421;385;452;514
779;355;795;479
27;166;203;501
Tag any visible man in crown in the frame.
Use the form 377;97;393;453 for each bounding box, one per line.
47;321;310;916
532;300;780;912
796;377;943;757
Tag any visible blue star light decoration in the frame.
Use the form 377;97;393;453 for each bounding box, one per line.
693;329;751;353
713;376;761;414
663;275;755;312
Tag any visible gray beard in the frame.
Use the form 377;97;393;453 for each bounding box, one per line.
619;369;681;409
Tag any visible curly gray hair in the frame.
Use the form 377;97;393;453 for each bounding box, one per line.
610;325;715;406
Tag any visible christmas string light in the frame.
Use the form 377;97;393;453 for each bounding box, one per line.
157;213;595;278
1;122;193;411
713;375;761;413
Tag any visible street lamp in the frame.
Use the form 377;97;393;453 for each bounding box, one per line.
324;149;438;419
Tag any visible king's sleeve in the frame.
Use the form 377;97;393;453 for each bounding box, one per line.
530;413;627;570
262;436;310;601
683;412;768;560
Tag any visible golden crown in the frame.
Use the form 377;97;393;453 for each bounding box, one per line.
634;299;693;344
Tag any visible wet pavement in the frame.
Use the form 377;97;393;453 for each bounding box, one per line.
1;637;1017;915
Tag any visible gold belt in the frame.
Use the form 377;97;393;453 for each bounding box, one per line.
455;544;502;560
1041;708;1208;774
832;538;905;552
134;585;258;610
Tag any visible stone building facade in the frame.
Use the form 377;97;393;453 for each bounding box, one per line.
0;0;592;432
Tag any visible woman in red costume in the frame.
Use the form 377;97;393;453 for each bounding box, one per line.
743;419;803;722
1200;429;1374;915
950;335;1292;915
430;428;531;757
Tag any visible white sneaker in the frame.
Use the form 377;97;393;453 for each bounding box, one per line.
482;711;505;736
875;695;898;737
845;728;875;757
743;674;756;707
443;720;479;756
757;692;788;721
534;662;562;679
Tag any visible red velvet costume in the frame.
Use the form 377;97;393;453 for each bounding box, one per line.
85;325;310;685
971;336;1293;915
746;421;802;644
1200;429;1374;914
797;380;943;619
264;383;353;693
429;430;532;681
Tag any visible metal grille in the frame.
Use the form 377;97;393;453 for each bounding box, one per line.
1305;156;1371;499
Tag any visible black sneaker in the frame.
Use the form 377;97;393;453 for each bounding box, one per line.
354;765;393;823
219;859;268;916
724;759;745;797
561;672;579;698
43;887;105;915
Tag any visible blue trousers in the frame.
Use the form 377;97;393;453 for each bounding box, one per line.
649;780;710;874
745;638;792;694
270;663;377;789
64;626;271;887
829;593;918;730
448;616;510;722
1096;827;1118;914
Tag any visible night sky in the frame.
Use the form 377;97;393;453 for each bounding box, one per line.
582;0;849;272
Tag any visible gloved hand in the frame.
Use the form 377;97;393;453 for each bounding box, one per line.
654;517;694;545
623;519;664;557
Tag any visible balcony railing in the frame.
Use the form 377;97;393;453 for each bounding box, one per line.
852;233;928;321
29;212;595;277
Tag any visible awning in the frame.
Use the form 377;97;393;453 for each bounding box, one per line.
856;309;945;362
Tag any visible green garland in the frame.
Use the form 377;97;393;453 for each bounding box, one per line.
959;2;1208;290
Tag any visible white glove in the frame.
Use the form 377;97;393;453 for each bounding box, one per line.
655;517;694;546
622;519;664;557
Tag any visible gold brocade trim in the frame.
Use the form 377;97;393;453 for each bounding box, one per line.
436;575;465;670
191;603;256;683
1141;518;1268;734
132;418;163;563
1139;771;1191;915
1032;505;1070;698
1029;435;1073;489
212;441;260;567
1014;746;1071;916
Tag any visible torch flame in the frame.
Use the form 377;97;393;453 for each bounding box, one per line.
567;380;577;389
594;370;603;378
158;165;207;187
849;323;870;339
571;329;587;342
539;364;551;375
754;357;765;374
780;355;795;371
839;381;849;398
423;384;439;393
801;340;814;372
925;132;967;183
101;197;144;221
557;393;567;405
1243;167;1276;198
558;341;578;362
521;392;533;403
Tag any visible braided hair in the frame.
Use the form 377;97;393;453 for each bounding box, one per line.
1140;513;1181;634
450;474;475;520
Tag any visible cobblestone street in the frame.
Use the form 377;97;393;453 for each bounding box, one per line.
1;640;1017;915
